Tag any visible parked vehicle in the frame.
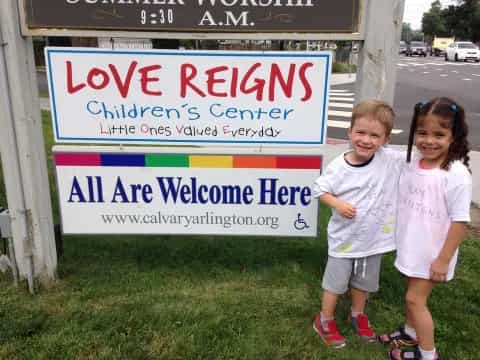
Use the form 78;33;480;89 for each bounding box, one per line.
399;40;407;54
445;41;480;62
430;36;455;56
406;41;427;56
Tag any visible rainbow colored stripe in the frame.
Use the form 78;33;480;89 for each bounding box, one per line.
54;153;322;169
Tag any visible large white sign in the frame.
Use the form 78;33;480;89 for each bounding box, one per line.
46;47;331;146
54;150;321;236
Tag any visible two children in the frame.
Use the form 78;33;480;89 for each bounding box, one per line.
313;98;472;360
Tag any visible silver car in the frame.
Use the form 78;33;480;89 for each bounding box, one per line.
406;41;427;57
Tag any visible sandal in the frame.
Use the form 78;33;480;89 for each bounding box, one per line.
389;347;440;360
378;325;418;347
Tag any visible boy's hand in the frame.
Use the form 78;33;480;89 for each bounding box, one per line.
430;257;449;282
319;193;356;219
334;200;356;219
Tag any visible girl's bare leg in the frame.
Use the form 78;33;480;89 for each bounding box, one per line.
405;277;435;350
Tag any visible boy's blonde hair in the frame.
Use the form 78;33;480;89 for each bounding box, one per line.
351;100;395;136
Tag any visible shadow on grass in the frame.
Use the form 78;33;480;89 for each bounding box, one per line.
58;232;328;282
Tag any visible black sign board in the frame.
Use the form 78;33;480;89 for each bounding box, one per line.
22;0;360;34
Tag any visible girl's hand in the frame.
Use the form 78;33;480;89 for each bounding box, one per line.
334;200;356;219
430;257;449;282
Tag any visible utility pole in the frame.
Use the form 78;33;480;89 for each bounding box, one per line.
0;0;57;292
355;0;406;104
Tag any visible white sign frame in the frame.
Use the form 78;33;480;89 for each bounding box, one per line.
46;47;332;146
54;146;322;237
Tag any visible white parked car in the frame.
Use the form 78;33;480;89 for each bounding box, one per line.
445;41;480;62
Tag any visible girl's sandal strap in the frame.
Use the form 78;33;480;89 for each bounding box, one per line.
378;326;418;347
389;348;440;360
389;348;421;360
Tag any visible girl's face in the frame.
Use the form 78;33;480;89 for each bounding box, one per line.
415;114;453;167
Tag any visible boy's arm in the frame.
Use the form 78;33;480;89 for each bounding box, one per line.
320;193;356;219
430;222;467;282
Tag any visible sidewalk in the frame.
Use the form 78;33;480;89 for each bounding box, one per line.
38;73;479;206
330;73;356;86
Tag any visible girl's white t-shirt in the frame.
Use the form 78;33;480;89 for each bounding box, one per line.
394;159;472;280
313;147;403;258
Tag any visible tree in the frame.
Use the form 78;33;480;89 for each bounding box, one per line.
432;0;480;42
402;23;424;42
457;0;480;42
422;0;447;38
402;22;414;42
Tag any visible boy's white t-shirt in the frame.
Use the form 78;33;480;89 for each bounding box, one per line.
313;146;403;258
394;159;472;281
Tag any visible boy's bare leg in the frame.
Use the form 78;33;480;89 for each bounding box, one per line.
350;286;376;341
351;287;368;313
406;278;435;350
321;290;339;318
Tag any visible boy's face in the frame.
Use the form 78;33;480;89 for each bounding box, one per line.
348;116;389;162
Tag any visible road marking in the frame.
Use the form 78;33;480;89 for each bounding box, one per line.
451;70;458;73
328;120;351;128
330;89;350;93
328;120;403;134
398;61;480;67
422;72;430;74
472;74;480;77
329;102;354;108
328;92;354;97
463;78;472;81
399;62;447;67
440;74;448;77
330;96;354;102
328;110;351;118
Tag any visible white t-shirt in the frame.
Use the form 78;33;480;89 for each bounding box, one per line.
394;159;472;280
313;146;404;258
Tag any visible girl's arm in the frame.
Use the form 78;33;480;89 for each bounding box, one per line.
430;221;467;282
320;193;356;219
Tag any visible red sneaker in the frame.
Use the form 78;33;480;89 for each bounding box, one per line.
351;313;376;342
313;314;346;349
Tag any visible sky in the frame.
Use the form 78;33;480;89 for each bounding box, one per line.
403;0;457;30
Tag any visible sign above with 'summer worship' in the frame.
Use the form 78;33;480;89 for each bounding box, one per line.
45;47;331;146
54;150;321;237
21;0;361;35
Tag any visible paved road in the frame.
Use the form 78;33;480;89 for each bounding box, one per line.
327;56;480;149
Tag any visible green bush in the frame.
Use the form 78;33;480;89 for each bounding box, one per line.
332;62;357;73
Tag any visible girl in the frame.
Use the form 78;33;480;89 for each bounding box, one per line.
378;98;472;360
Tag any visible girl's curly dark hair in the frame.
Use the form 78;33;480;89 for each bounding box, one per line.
406;97;470;172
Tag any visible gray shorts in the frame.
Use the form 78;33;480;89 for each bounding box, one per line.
322;254;383;295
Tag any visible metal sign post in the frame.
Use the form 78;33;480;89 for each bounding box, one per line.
355;0;406;104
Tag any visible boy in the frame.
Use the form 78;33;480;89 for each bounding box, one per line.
312;100;403;348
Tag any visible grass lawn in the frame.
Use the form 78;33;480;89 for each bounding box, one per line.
0;111;479;359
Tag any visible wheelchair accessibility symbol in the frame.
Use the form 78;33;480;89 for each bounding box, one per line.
294;213;309;230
